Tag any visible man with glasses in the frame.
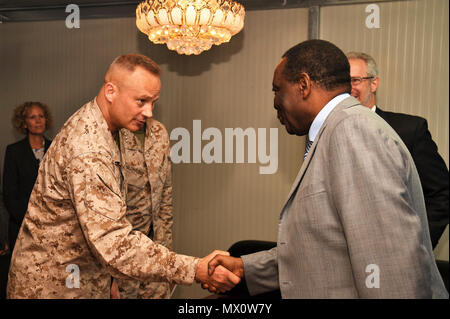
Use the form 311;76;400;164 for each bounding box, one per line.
347;51;449;249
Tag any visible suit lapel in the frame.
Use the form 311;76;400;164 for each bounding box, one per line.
375;107;384;118
279;123;326;218
21;137;40;171
280;96;359;218
44;138;51;152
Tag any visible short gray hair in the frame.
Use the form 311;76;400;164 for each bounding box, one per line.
346;51;379;77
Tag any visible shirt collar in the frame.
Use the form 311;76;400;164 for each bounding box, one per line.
308;93;350;142
371;104;377;112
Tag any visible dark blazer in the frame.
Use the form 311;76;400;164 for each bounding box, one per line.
376;107;449;248
0;191;7;251
2;136;51;248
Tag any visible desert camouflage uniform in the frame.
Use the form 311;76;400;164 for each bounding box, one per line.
7;99;198;299
116;122;173;299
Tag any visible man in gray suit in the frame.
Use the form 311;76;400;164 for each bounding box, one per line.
208;40;448;298
346;51;449;249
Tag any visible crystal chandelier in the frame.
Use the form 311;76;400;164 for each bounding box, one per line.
136;0;245;55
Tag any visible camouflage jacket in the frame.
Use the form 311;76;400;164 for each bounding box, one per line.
7;99;198;299
116;122;174;298
119;122;173;249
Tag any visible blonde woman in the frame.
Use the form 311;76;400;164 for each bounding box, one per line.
2;101;53;251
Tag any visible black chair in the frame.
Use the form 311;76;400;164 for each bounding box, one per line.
222;240;281;299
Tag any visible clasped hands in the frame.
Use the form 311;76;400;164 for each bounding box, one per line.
195;250;244;294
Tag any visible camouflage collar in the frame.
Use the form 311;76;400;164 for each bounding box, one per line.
90;98;121;165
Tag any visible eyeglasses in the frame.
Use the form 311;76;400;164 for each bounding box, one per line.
350;76;374;85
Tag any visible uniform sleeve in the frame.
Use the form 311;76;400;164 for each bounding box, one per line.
410;119;449;248
328;116;433;298
65;153;198;285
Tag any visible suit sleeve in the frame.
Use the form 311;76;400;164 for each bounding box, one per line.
0;192;8;250
241;247;279;296
409;119;449;248
328;116;433;298
66;153;199;285
2;145;27;225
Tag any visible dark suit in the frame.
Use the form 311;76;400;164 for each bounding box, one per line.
376;107;449;248
0;191;8;299
2;136;51;249
0;192;7;252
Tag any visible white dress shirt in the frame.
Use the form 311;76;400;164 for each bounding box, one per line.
308;93;350;143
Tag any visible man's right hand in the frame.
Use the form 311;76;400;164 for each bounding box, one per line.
195;250;241;293
208;255;244;281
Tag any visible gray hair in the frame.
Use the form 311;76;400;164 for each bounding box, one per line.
346;51;379;77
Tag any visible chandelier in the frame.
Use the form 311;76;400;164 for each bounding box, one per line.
136;0;245;55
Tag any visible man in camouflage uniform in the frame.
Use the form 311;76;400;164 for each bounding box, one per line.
7;54;239;298
115;122;174;299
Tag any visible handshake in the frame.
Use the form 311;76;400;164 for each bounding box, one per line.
194;250;244;294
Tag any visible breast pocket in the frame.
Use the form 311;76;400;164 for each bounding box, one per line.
292;181;344;243
297;181;327;200
123;147;148;186
293;182;333;227
124;166;146;191
157;154;169;184
85;163;125;221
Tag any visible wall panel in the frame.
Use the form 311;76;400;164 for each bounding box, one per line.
0;8;308;298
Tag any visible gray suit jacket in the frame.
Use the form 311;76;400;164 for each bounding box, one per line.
242;96;448;298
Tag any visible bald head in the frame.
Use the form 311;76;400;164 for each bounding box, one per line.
104;53;161;89
97;53;162;133
104;64;128;89
107;53;160;76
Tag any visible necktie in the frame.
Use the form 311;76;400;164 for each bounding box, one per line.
304;140;313;159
